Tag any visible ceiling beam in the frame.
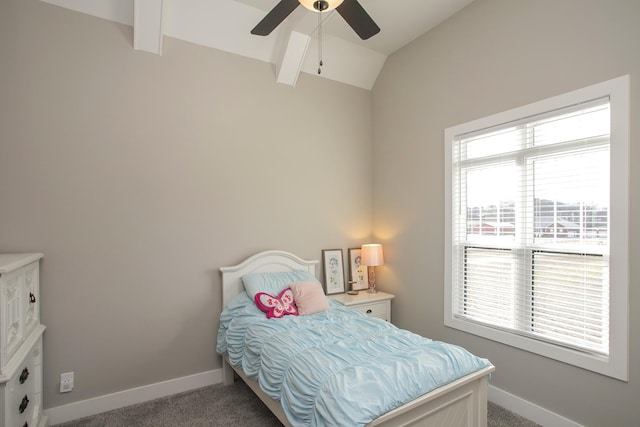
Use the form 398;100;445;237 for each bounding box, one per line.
276;31;311;86
134;0;164;55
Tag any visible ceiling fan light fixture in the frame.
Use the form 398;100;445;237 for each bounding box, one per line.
251;0;379;41
298;0;344;12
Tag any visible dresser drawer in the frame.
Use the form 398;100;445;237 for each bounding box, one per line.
0;257;41;373
329;291;394;323
22;264;40;340
4;337;43;427
352;301;390;321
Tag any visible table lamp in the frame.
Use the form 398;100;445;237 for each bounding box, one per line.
361;244;384;294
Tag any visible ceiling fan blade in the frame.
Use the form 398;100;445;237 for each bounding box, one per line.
335;0;380;40
251;0;300;36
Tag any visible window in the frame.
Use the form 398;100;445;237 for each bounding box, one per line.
444;76;629;380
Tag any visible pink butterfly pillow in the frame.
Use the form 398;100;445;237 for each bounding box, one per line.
254;288;298;319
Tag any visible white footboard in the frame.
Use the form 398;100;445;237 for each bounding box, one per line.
369;366;493;427
224;357;493;427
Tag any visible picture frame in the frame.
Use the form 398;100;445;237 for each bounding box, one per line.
348;247;368;291
322;249;345;295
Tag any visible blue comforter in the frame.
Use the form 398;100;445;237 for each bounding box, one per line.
216;292;491;426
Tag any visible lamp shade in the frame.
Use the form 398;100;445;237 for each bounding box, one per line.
361;244;384;267
298;0;344;12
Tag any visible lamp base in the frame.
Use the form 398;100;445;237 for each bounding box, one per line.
367;266;378;294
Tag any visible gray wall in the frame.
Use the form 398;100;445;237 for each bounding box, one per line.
372;0;639;425
0;0;373;408
3;0;639;425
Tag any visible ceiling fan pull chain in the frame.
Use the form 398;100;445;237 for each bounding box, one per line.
317;8;323;75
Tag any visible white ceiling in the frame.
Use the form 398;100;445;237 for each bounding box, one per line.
41;0;475;90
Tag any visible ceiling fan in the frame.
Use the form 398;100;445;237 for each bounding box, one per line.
251;0;380;40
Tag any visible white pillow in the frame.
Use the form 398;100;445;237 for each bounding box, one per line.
241;270;317;299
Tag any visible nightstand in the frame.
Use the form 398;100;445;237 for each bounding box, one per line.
329;291;395;322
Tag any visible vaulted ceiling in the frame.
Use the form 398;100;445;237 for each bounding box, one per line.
40;0;475;90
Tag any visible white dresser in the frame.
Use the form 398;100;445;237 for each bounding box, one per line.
0;254;46;427
329;291;395;322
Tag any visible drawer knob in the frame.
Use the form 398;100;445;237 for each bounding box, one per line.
19;395;29;414
29;292;36;303
366;309;372;314
19;367;29;384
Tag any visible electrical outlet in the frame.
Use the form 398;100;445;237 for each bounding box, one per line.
60;372;74;393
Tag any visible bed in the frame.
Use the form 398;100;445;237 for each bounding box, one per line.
217;250;494;427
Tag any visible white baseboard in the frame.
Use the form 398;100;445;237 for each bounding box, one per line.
489;384;583;427
44;369;221;425
45;370;581;427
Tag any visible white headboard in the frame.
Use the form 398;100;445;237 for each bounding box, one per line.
219;250;318;308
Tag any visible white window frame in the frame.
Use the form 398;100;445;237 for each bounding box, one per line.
444;75;629;381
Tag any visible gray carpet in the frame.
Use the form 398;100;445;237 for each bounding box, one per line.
53;380;540;427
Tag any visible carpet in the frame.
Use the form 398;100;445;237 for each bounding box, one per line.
53;380;540;426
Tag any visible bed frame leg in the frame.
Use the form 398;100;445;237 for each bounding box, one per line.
222;357;234;385
477;375;489;427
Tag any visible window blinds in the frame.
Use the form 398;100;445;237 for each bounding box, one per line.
451;98;610;355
